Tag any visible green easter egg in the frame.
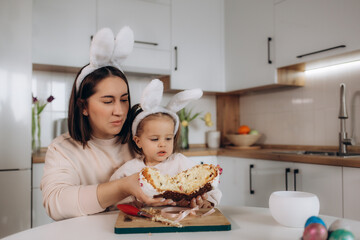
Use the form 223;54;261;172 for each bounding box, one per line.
328;229;355;240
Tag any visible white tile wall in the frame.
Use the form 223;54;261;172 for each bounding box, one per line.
32;72;217;147
240;60;360;146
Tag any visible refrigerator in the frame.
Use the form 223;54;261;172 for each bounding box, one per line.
0;0;33;238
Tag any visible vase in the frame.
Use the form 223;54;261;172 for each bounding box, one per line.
180;125;189;149
31;112;41;153
37;114;41;152
32;106;36;152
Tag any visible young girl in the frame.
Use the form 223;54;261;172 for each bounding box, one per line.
110;79;222;208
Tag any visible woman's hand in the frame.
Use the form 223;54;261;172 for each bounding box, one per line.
126;173;175;207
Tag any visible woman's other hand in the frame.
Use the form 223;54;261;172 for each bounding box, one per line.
126;173;175;207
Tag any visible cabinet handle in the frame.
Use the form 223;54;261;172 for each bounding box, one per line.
134;40;158;46
249;164;255;194
268;37;272;64
285;168;291;191
293;169;299;191
296;45;346;59
174;46;178;71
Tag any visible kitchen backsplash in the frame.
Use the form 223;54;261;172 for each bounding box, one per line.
32;71;217;148
239;61;360;146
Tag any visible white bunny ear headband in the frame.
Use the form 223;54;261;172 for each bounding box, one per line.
132;79;203;136
75;26;134;92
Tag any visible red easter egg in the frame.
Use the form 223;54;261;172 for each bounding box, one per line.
303;223;328;240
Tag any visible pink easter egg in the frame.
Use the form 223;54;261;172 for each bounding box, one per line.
303;223;328;240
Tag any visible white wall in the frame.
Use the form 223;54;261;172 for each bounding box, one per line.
32;71;217;147
239;61;360;146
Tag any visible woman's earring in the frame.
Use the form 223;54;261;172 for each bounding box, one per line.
83;110;88;116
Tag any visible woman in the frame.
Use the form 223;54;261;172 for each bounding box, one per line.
40;27;173;221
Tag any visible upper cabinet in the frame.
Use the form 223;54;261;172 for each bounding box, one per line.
275;0;360;68
32;0;96;67
33;0;171;75
33;1;360;92
224;0;276;91
97;0;171;75
170;0;225;92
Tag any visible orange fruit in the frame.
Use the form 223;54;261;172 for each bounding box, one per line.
237;125;251;134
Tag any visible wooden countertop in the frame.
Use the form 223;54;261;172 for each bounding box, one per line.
32;145;360;168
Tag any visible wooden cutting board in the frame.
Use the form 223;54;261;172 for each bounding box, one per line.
114;208;231;234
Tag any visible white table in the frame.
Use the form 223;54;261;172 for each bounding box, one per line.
3;206;360;240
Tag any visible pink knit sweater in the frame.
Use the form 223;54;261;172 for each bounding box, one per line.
40;133;133;220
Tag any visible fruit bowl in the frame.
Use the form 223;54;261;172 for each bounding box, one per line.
226;134;261;147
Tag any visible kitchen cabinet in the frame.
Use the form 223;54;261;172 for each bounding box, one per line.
292;162;343;218
97;0;171;75
217;157;291;207
217;157;248;206
218;157;342;217
275;0;360;68
244;158;292;208
343;167;360;221
32;163;54;227
32;0;96;67
224;0;276;91
170;0;225;92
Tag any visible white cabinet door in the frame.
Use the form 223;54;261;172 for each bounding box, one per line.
245;159;291;208
275;0;360;67
292;163;343;217
217;157;249;206
32;0;96;67
343;167;360;220
224;0;276;91
97;0;171;74
32;164;54;227
170;0;225;92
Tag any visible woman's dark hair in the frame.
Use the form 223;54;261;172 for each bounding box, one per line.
68;65;131;147
128;104;180;155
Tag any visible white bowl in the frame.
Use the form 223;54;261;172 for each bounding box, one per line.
269;191;320;228
226;134;261;147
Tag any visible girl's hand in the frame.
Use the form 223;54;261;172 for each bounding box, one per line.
189;193;213;208
176;193;213;208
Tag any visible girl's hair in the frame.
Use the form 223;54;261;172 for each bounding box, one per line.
68;65;132;147
128;104;180;155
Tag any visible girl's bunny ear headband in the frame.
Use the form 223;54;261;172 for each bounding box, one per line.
75;26;134;92
132;79;203;136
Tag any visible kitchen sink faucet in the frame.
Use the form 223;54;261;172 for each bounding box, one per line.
339;83;353;155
